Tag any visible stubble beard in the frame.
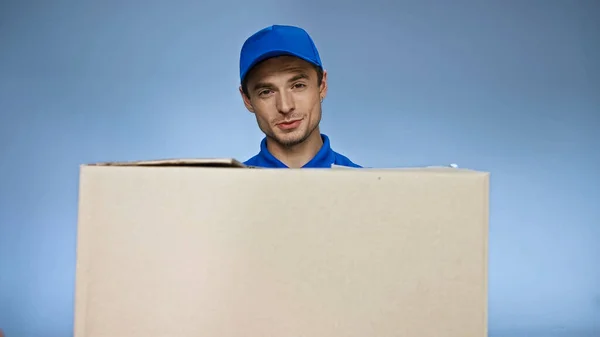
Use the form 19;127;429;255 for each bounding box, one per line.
277;127;313;148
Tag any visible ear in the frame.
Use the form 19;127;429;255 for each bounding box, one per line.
239;86;254;113
319;69;328;101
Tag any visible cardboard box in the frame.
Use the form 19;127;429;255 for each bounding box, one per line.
73;158;489;337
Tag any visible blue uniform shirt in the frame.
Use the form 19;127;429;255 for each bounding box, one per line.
244;134;362;168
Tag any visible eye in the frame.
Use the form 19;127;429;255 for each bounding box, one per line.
293;83;306;89
258;89;273;97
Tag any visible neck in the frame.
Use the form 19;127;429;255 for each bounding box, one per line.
267;129;323;168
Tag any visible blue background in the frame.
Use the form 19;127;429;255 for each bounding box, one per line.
0;1;598;336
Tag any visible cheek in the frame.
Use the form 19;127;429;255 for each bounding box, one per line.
252;103;276;122
307;97;322;116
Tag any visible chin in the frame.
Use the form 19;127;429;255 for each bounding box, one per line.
274;131;308;147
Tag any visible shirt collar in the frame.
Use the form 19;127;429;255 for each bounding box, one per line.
257;134;335;168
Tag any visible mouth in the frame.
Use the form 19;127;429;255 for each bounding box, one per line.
276;119;302;130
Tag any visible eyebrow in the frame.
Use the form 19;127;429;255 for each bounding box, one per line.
251;72;311;92
288;73;310;82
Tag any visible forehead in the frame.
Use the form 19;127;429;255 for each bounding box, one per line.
246;56;316;83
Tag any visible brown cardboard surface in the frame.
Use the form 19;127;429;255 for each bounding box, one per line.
74;158;489;337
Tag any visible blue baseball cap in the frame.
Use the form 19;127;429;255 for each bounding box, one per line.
239;25;323;84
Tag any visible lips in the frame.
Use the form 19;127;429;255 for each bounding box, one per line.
277;119;302;130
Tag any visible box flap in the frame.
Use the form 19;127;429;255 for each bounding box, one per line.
331;164;359;169
83;159;483;173
86;158;247;168
332;163;463;171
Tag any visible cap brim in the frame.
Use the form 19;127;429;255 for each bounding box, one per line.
241;49;321;83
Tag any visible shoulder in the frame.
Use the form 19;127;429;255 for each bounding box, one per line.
332;151;362;168
243;154;262;167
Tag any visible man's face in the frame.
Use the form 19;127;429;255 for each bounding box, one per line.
240;56;327;148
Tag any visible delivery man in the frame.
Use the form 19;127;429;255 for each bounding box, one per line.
239;24;362;169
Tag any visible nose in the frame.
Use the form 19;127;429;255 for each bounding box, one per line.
276;90;295;114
